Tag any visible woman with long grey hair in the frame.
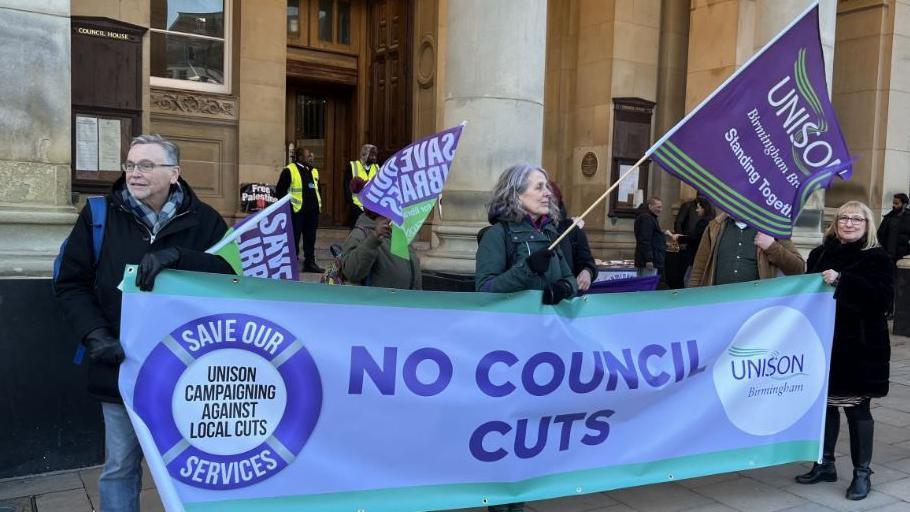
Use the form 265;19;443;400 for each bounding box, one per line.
474;163;577;512
475;163;577;302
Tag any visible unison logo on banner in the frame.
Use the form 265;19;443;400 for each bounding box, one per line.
712;306;826;436
132;314;323;489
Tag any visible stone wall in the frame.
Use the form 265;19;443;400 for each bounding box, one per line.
0;1;77;276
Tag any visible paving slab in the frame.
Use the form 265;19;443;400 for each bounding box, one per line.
877;476;910;502
608;482;714;512
832;456;909;485
692;477;807;512
882;456;910;474
782;482;897;511
675;473;742;490
743;462;810;488
873;441;910;463
875;421;910;445
0;473;83;501
76;466;99;509
34;488;91;512
589;505;636;512
874;407;910;427
678;504;737;512
0;496;34;512
773;504;837;512
531;492;618;512
875;503;910;512
139;487;164;512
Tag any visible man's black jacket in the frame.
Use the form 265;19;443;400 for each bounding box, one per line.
55;176;234;402
877;208;910;261
634;207;666;268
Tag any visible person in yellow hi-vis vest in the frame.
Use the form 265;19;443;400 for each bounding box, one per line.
347;144;379;227
277;147;323;273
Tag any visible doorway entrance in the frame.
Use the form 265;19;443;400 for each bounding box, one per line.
286;84;354;227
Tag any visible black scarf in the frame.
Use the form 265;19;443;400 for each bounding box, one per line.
808;235;867;274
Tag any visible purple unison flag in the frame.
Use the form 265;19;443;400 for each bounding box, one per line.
359;124;464;226
646;4;851;238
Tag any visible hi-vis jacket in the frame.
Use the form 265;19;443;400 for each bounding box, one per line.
349;160;378;209
286;162;321;212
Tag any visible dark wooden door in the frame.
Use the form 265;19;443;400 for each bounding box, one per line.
287;86;353;227
368;0;411;162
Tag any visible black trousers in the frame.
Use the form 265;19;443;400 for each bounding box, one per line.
292;207;319;263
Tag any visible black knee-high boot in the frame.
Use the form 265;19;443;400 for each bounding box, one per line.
845;402;874;500
796;406;839;484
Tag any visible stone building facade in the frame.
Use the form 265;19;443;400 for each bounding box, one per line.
1;0;907;277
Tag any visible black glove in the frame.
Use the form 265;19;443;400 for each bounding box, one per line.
526;248;554;275
84;327;125;365
136;247;181;291
543;279;575;305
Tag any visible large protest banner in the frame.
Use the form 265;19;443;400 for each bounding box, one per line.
358;124;464;258
119;272;834;512
646;4;851;238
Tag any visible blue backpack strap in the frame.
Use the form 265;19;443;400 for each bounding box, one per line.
72;196;108;365
87;196;107;264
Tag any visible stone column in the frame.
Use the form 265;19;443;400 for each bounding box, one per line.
655;0;691;228
237;0;286;188
830;0;910;216
422;0;548;274
0;1;77;277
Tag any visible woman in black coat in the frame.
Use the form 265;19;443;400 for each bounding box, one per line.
794;201;893;501
672;196;715;286
550;180;598;293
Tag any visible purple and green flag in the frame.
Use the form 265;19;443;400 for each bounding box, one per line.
358;123;464;258
207;194;299;280
646;3;851;238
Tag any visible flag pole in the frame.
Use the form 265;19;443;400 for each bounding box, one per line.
548;154;649;251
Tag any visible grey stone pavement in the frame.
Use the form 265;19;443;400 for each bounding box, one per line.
2;335;909;512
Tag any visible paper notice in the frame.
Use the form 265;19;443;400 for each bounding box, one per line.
98;119;122;171
617;164;639;205
75;116;98;171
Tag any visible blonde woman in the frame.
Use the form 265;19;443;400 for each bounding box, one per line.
795;201;893;501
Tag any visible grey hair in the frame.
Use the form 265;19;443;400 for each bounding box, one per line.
130;134;180;165
487;163;560;223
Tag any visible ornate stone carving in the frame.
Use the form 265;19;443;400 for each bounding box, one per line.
416;35;436;88
150;90;238;120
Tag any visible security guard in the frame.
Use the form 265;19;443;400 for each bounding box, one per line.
348;144;379;227
277;147;323;272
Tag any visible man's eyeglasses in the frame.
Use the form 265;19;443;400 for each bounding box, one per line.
836;216;866;225
121;160;178;173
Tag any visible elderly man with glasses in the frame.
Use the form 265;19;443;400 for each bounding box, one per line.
55;134;235;512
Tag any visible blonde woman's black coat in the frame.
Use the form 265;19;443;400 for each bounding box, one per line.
807;236;893;397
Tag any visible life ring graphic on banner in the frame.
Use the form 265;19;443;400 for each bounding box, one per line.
132;313;322;490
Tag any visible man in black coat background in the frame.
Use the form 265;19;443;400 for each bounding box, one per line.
877;192;910;263
634;197;667;281
55;134;235;512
